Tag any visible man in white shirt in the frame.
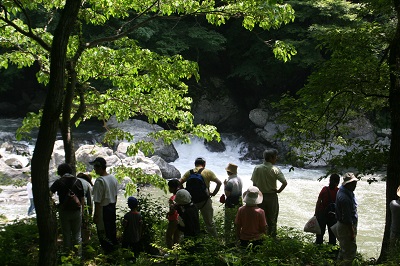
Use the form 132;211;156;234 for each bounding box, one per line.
90;157;119;253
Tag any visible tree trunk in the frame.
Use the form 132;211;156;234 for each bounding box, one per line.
62;62;78;171
31;1;82;265
379;2;400;262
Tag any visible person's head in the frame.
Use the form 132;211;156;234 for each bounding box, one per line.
174;189;192;205
263;149;278;164
225;163;238;175
194;157;206;167
89;157;107;175
168;179;182;194
77;172;93;186
329;173;340;188
397;185;400;199
342;172;358;191
57;163;73;177
243;186;263;206
127;196;138;210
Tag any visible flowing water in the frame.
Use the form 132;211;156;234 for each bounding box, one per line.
0;119;385;259
170;137;385;259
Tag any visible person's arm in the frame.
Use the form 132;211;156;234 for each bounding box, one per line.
93;202;101;224
277;180;287;193
211;178;222;197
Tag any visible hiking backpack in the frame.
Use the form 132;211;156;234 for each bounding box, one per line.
62;179;81;211
185;168;209;204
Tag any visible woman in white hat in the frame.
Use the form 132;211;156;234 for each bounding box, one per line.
174;189;200;238
234;186;267;247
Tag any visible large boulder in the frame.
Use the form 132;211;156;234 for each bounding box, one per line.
106;117;178;162
151;155;181;179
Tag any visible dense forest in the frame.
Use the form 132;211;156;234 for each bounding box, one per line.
1;0;400;265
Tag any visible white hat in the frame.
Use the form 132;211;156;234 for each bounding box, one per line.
243;186;263;206
175;189;192;205
342;173;358;186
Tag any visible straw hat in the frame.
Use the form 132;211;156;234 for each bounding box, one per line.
342;172;358;186
225;163;238;174
243;186;263;206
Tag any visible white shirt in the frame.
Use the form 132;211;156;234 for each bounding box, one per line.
27;182;33;199
93;174;118;206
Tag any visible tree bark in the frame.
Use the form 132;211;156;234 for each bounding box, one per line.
62;62;78;171
31;1;82;265
379;1;400;262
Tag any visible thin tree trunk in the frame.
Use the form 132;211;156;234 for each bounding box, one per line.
379;2;400;261
31;1;82;265
62;62;78;171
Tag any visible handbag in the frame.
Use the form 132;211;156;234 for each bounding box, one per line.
304;216;321;235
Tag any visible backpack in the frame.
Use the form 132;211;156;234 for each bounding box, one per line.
185;168;209;204
325;187;336;219
62;179;81;211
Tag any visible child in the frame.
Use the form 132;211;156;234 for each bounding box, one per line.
235;186;267;248
166;179;183;249
174;189;200;238
122;196;143;255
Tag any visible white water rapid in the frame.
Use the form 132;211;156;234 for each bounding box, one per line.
0;119;385;259
170;136;385;259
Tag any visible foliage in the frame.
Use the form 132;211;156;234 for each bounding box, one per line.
0;218;39;265
273;0;392;173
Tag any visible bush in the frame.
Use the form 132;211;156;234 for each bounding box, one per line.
0;218;39;265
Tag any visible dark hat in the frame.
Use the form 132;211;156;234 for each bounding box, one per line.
89;157;107;168
127;196;138;209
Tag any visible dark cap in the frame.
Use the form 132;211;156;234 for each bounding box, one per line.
127;196;138;209
89;157;107;168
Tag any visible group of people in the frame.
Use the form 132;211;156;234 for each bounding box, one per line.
314;171;400;266
50;157;120;255
165;148;288;249
29;148;399;265
314;172;359;266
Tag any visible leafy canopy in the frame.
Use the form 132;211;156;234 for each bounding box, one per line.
1;0;295;186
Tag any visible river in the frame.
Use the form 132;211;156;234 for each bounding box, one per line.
0;119;386;259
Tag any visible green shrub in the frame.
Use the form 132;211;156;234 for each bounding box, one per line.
0;218;39;265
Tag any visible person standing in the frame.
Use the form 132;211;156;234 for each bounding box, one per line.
223;163;243;241
315;173;340;245
335;172;358;266
235;186;267;248
27;177;35;216
90;157;119;253
174;189;201;238
180;157;222;237
50;163;84;253
166;179;183;249
389;185;400;249
122;196;143;255
251;148;287;238
77;172;93;243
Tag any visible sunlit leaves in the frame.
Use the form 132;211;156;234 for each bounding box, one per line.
273;40;297;62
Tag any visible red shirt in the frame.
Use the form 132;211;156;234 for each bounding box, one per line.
315;186;338;214
235;206;266;240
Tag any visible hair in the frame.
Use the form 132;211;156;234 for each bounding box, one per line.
77;172;93;186
329;173;340;188
57;163;73;176
168;179;182;189
194;157;206;166
128;197;138;209
263;149;278;162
